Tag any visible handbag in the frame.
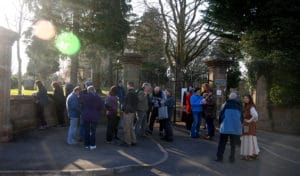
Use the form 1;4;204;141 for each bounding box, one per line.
158;106;168;120
243;125;250;133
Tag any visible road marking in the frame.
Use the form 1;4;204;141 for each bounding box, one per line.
259;138;300;153
166;148;224;176
260;143;300;165
150;168;171;176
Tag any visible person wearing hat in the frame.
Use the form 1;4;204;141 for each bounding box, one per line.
190;87;205;138
215;92;243;163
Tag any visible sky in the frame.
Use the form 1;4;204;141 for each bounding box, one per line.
0;0;156;74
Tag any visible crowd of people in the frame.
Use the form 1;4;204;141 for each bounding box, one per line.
33;80;175;149
33;80;259;162
182;83;260;163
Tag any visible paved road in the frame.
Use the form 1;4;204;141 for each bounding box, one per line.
118;126;300;176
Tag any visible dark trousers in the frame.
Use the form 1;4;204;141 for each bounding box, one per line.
206;118;215;136
56;105;65;126
161;118;173;140
186;113;193;131
149;108;158;132
84;120;97;147
106;114;118;142
37;103;47;126
216;134;238;160
114;116;120;138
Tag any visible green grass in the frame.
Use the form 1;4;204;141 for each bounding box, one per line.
10;89;53;96
10;88;108;96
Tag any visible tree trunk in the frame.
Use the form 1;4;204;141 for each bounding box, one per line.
108;52;113;86
17;39;22;95
70;9;80;85
92;59;102;93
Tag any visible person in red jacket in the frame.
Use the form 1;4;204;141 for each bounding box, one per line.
185;88;194;131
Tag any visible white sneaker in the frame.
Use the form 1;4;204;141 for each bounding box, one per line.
90;145;96;150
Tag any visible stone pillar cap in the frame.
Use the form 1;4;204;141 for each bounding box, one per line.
0;26;19;45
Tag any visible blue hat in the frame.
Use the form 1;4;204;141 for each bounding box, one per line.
85;81;93;87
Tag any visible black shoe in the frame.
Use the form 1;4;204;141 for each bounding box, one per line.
114;136;120;140
131;143;137;146
229;157;235;163
214;158;223;162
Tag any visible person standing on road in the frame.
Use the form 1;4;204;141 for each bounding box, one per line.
190;87;205;138
122;81;138;146
52;81;66;127
185;88;194;131
203;90;216;140
240;94;260;160
105;86;118;143
215;92;243;163
148;86;165;136
81;86;104;150
161;89;175;142
33;80;49;130
135;83;152;137
66;86;81;145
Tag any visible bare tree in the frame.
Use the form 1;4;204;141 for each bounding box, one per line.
5;0;30;95
156;0;215;96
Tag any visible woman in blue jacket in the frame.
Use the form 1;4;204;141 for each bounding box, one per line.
190;87;205;138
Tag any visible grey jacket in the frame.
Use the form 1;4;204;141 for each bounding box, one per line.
136;90;148;112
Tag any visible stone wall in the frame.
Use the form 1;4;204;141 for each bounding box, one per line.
255;76;300;135
10;96;58;135
10;96;107;136
270;106;300;134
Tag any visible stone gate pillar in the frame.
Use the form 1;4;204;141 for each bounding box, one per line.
0;27;19;142
204;56;232;114
119;52;143;89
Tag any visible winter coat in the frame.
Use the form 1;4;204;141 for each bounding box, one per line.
81;92;104;122
203;95;216;119
165;96;175;119
53;86;65;106
36;85;48;106
185;93;192;114
123;88;138;113
219;99;243;135
66;92;81;118
105;95;118;115
190;94;204;112
137;89;148;112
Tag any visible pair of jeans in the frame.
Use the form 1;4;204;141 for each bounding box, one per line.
191;111;202;138
106;114;118;142
84;120;98;147
67;117;79;144
123;113;137;145
216;134;238;160
135;111;148;136
206;117;215;137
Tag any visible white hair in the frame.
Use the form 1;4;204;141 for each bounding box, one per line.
229;92;237;100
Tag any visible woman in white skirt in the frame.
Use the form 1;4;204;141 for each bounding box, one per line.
241;95;260;160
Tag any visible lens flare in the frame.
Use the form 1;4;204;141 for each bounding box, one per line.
55;32;81;55
33;20;56;40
